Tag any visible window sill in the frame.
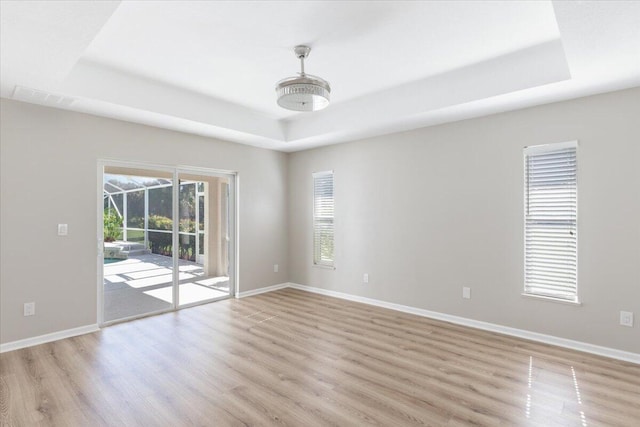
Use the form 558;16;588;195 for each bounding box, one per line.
521;293;582;306
313;263;335;270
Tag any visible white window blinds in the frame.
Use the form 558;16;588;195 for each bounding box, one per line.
524;141;578;302
313;171;334;266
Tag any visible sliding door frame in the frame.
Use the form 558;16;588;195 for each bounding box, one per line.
176;166;237;309
97;159;238;326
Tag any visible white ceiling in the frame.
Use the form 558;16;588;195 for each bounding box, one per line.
1;1;639;152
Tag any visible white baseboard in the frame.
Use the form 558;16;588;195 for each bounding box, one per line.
1;282;292;353
236;282;290;299
287;283;640;364
0;324;100;353
4;284;636;364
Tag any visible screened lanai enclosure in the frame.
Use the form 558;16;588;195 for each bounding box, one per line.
102;166;233;323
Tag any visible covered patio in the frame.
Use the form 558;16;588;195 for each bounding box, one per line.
103;253;230;322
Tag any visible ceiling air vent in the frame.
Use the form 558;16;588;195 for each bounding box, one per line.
12;86;76;108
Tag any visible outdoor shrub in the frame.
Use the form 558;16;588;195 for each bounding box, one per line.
179;218;196;233
148;215;173;230
148;230;196;262
103;210;123;242
148;231;172;256
128;216;144;229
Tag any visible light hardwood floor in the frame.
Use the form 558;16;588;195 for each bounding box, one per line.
1;288;639;426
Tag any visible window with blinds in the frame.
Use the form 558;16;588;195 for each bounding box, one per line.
524;141;578;302
313;171;334;267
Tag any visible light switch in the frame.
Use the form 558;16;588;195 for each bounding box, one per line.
58;224;68;236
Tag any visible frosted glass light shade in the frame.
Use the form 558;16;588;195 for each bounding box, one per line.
276;75;330;112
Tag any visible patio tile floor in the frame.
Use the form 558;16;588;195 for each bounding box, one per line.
103;253;229;322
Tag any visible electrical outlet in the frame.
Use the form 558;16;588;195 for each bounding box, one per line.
363;273;369;284
24;302;35;316
462;287;471;299
620;311;634;327
273;264;279;273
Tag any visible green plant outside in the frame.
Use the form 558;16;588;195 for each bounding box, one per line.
103;210;123;242
143;215;197;261
105;181;199;261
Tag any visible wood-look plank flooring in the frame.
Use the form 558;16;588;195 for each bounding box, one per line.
1;288;639;426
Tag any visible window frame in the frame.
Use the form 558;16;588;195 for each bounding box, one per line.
523;140;579;304
312;170;335;268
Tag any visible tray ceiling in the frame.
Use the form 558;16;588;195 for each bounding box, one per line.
1;1;639;151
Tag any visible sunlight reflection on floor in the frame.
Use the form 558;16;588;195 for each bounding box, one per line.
145;283;228;305
571;366;588;427
524;356;589;426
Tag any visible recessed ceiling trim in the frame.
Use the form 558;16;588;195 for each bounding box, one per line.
62;59;285;142
283;39;571;144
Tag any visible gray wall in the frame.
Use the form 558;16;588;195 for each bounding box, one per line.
0;99;289;344
289;88;640;353
2;88;639;353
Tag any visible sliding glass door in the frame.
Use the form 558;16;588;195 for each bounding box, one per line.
100;163;235;324
102;166;174;322
177;172;233;306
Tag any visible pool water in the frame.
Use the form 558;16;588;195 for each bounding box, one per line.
104;258;125;264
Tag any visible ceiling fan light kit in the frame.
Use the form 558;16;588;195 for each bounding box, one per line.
276;45;331;112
